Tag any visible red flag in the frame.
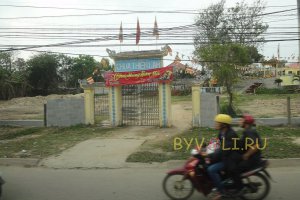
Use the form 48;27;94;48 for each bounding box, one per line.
153;17;159;39
136;18;141;45
119;21;123;43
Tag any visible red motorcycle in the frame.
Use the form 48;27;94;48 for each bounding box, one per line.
163;149;271;200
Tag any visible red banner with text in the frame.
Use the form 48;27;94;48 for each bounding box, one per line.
105;66;173;86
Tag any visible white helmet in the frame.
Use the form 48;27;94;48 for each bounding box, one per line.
190;149;199;156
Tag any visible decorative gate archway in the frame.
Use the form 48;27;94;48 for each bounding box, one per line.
122;83;159;126
79;46;173;127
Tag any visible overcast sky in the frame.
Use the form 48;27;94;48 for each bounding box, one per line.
0;0;298;66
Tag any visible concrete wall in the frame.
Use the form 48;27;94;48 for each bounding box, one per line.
232;117;300;126
200;93;218;127
192;86;219;128
46;98;85;127
159;83;172;128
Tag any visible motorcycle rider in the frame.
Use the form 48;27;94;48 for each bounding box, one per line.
231;114;262;193
204;114;239;200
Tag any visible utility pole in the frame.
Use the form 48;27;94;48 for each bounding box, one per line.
276;43;280;78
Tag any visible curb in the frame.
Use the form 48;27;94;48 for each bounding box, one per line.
163;158;300;168
0;158;300;168
0;158;40;167
268;158;300;168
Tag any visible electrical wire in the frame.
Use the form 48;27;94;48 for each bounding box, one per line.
0;4;296;11
0;8;296;20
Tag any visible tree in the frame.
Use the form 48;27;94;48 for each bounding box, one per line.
27;53;59;95
247;46;264;63
0;52;13;71
13;58;27;71
274;78;283;87
57;54;74;87
194;0;268;115
194;0;268;48
69;55;98;87
0;52;30;99
199;43;251;114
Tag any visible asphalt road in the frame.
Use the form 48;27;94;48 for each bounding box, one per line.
1;166;299;200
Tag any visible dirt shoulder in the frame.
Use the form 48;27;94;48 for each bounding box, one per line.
0;94;84;120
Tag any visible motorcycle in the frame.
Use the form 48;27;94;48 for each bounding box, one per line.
0;171;4;198
162;148;272;200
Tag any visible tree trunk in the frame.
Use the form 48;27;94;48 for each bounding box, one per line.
226;83;235;116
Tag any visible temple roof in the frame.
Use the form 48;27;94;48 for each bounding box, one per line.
106;45;170;60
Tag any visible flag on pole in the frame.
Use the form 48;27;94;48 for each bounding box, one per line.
153;17;159;39
118;21;123;43
136;18;141;45
277;43;280;60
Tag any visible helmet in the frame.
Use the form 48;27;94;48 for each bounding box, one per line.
242;114;255;125
214;114;232;125
190;149;199;156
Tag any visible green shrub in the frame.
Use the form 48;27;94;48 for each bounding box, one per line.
255;87;293;94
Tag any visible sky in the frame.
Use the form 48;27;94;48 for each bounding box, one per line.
0;0;299;67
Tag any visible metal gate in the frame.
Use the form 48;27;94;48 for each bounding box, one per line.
122;83;159;126
94;94;109;125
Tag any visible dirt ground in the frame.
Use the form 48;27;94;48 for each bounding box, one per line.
0;94;84;120
238;98;300;118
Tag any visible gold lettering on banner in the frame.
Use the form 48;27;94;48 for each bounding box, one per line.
113;71;154;81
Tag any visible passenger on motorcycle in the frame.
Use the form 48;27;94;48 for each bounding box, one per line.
231;114;263;193
203;114;239;200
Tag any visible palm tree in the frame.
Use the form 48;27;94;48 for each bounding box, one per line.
274;78;283;87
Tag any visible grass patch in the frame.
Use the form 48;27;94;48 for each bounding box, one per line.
0;127;43;140
127;126;300;163
126;151;170;163
234;94;299;105
0;125;114;158
95;116;109;123
255;87;293;94
171;95;192;103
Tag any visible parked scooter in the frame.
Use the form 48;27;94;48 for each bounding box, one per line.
162;147;272;200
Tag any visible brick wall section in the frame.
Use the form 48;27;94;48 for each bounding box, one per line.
46;98;85;127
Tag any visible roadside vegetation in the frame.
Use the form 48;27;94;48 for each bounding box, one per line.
127;126;300;163
171;95;192;103
0;125;113;158
0;52;113;100
219;93;300;117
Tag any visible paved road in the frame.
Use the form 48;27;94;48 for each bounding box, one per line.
1;166;299;200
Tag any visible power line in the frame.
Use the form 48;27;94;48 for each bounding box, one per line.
1;38;300;51
0;4;296;11
0;24;196;52
0;8;296;20
20;49;300;64
0;11;198;20
1;25;300;30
